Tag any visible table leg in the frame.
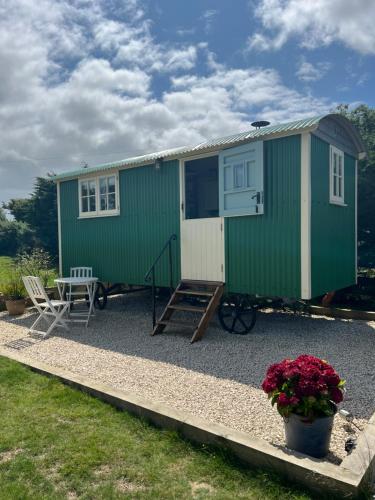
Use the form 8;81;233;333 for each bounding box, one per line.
85;282;97;328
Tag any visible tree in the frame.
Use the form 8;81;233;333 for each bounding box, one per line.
336;104;375;268
3;176;57;259
0;218;34;256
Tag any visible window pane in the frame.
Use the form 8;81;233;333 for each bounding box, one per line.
333;153;338;175
233;163;245;188
108;193;116;210
81;181;88;197
89;180;96;196
108;176;116;193
99;178;107;195
246;160;255;187
81;197;88;212
100;194;107;211
333;175;337;196
338;177;342;198
89;195;96;212
338;155;343;177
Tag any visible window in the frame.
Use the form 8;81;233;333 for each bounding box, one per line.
79;174;119;217
330;146;345;205
184;156;219;219
219;141;264;217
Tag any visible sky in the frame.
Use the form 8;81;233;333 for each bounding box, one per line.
1;0;374;204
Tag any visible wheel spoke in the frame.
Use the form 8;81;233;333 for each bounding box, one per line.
238;317;248;330
230;317;237;332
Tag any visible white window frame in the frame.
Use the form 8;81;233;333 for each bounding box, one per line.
78;173;120;218
329;145;345;205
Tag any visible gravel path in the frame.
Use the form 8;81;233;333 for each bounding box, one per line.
0;293;374;464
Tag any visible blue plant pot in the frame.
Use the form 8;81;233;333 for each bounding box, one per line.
283;409;336;458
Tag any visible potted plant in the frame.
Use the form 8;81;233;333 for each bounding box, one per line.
1;278;26;315
262;354;345;458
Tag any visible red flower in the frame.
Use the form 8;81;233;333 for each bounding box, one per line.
323;370;340;387
330;387;344;403
261;355;344;419
261;377;278;394
278;393;290;407
278;393;300;407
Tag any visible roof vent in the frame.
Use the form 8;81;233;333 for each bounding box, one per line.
251;120;270;129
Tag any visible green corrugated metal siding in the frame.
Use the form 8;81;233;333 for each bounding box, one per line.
225;135;301;298
311;135;356;297
60;160;180;286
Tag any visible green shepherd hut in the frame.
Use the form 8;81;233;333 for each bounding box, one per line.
53;114;366;341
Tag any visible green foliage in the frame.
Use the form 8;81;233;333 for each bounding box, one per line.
0;356;311;499
0;256;14;282
0;218;34;256
16;248;56;287
0;265;26;300
0;278;26;300
336;104;375;267
3;176;57;259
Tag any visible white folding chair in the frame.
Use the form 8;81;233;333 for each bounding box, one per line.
67;267;93;303
70;267;93;278
22;276;70;338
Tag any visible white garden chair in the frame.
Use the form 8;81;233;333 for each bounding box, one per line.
22;276;70;338
67;267;93;303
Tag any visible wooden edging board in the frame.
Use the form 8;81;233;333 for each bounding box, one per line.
308;305;375;321
0;347;374;498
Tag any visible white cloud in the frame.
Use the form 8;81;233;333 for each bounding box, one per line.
296;59;331;82
201;9;218;34
0;0;334;203
249;0;375;54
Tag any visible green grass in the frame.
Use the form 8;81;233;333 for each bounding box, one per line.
0;255;57;288
0;256;14;283
0;356;313;499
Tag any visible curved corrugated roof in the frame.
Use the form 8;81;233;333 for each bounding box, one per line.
53;114;364;181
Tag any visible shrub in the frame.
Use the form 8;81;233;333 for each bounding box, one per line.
16;248;56;287
262;355;345;421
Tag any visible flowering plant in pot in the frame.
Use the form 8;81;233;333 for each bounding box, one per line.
262;355;345;458
1;278;26;315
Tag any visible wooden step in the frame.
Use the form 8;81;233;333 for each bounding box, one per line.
175;290;213;297
157;319;193;327
151;280;224;342
181;280;223;286
168;304;206;313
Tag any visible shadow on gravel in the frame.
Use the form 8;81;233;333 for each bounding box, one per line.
1;292;375;419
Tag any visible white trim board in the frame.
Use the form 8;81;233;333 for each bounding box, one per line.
300;133;311;299
355;159;358;284
56;181;62;277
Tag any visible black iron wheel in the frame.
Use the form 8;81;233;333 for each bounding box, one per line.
94;282;108;310
218;295;257;334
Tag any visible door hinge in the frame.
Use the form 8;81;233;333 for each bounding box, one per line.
221;264;224;272
220;222;223;232
181;202;184;212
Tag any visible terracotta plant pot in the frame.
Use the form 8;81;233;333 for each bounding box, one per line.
5;299;26;316
283;406;336;458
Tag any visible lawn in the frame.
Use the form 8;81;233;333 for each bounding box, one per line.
0;256;14;282
0;356;312;499
0;254;57;288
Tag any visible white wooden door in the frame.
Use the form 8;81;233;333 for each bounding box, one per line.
180;217;224;282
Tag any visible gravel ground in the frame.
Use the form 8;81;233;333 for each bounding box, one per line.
0;292;374;464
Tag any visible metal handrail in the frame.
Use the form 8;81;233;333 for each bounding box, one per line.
144;233;177;328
